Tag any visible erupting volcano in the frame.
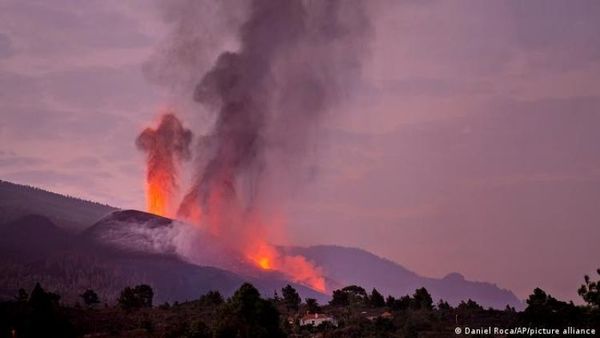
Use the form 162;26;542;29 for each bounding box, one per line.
137;0;370;292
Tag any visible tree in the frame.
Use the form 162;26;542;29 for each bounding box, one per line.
214;283;284;338
437;299;451;311
578;268;600;308
30;283;60;310
524;287;580;324
386;295;411;311
329;285;370;307
370;288;385;307
187;319;211;338
17;288;28;302
80;289;100;308
525;287;560;315
118;284;154;310
342;285;368;304
281;284;300;312
411;287;433;310
135;284;154;307
305;298;320;313
457;299;483;312
330;289;349;306
386;295;395;307
199;290;224;306
26;283;72;337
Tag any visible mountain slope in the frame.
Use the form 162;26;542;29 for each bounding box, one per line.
286;245;523;309
0;211;327;304
0;180;116;232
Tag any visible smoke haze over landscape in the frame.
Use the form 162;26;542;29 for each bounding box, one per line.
2;0;600;303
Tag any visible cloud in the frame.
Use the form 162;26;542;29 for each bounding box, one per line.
0;32;15;58
508;0;600;69
39;65;160;111
3;169;94;187
63;156;101;169
0;1;153;53
0;151;45;168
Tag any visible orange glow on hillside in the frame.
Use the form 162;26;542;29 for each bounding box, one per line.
246;239;326;292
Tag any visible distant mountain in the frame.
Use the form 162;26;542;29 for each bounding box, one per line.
0;180;116;232
285;245;523;309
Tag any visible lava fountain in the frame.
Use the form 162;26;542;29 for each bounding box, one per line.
136;113;192;218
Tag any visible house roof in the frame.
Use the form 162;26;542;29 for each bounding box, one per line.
300;313;334;321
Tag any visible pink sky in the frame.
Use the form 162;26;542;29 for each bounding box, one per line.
1;0;600;302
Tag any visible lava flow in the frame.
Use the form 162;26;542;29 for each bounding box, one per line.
246;237;326;292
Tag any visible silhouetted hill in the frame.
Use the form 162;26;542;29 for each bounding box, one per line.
0;214;73;258
285;245;523;309
0;180;116;232
0;210;327;305
82;210;328;302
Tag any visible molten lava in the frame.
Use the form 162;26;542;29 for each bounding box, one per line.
246;239;326;292
258;257;271;270
146;168;171;216
136;113;192;218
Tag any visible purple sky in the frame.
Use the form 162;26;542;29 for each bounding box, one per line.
2;0;600;302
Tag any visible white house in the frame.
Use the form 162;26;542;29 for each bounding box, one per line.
299;313;338;327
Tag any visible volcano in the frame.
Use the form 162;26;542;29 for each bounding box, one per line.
0;180;522;308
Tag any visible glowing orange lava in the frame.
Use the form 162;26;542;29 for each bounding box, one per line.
146;168;171;217
137;112;191;218
258;257;271;270
246;239;326;292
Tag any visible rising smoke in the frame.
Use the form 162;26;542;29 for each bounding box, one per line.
177;0;371;227
143;0;371;291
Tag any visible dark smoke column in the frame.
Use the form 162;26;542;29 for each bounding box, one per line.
178;0;371;231
136;113;192;217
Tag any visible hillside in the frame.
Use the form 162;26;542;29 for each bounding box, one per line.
0;212;327;304
0;180;116;232
285;245;523;309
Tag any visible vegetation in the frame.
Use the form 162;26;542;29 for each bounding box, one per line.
281;284;301;312
118;284;154;310
578;268;600;308
80;289;100;308
1;271;599;337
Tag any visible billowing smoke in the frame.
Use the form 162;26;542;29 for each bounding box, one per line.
136;113;193;217
143;0;371;291
178;0;371;225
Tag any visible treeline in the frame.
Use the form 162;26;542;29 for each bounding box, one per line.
0;180;115;209
1;270;599;337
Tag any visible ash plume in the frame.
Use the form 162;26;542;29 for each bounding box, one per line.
136;113;193;217
176;0;372;224
144;0;372;291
